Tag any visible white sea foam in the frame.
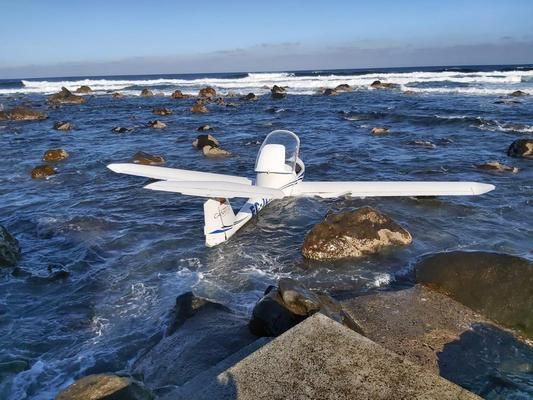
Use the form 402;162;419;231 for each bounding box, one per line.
0;69;531;96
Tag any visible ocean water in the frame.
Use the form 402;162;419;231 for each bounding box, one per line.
0;65;532;399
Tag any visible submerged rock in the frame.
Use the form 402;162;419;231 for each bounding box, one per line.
191;101;208;113
47;87;86;105
370;80;398;89
249;278;361;337
416;251;533;338
475;160;518;173
198;86;216;98
241;92;258;101
74;85;92;94
412;140;436;149
31;165;55;179
322;88;337;96
192;134;219;149
0;225;21;267
55;374;152;400
140;88;154;97
147;120;166;129
370;127;389;135
132;151;165;166
509;90;529;97
302;206;412;260
335;84;352;92
112;92;124;98
507;138;533;159
0;106;48;121
111;126;133;133
43;149;69;162
53;121;73;131
152;107;173;116
271;85;287;99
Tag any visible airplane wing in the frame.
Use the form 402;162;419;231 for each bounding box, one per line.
144;181;285;199
294;181;495;198
107;163;252;185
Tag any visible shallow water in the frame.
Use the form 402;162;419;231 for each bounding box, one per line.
0;66;532;399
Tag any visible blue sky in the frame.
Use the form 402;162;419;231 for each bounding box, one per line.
1;0;532;77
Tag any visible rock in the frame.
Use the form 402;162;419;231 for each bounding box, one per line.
322;88;337;96
0;225;21;267
370;80;398;89
31;165;55;179
404;90;417;95
152;107;173;116
191;101;208;113
412;140;436;149
111;126;133;133
370;127;389;135
302;206;412;260
147;120;166;129
74;85;92;94
416;251;533;338
47;87;86;105
133;292;256;389
249;279;360;337
43;149;69;162
171;89;187;99
510;90;529;97
241;92;258;101
197;124;212;131
198;87;216;98
53;121;73;131
334;84;352;92
507;138;533;159
193;134;220;149
55;374;152;400
140;88;153;97
475;160;518;173
112;92;124;98
202;145;231;158
271;85;287;99
0;106;48;121
132;151;165;166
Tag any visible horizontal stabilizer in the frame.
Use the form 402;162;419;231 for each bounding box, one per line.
107;163;252;185
144;181;285;199
295;181;495;198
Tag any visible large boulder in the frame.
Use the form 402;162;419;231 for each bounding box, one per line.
53;121;73;131
132;151;165;166
249;278;361;337
271;85;287;99
133;292;256;389
47;87;86;105
140;88;153;97
415;251;533;338
507;138;533;159
55;374;152;400
43;149;69;162
31;165;55;179
302;206;412;260
0;106;48;121
0;225;21;267
191;101;208;113
198;87;216;98
74;85;92;94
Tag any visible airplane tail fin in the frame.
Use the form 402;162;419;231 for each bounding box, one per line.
203;198;236;247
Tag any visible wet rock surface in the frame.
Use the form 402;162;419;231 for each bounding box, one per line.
415;251;533;338
192;134;220;149
302;206;412;260
132;151;165;166
335;84;352;92
140;88;153;97
147;120;166;129
74;85;92;94
322;88;337;96
48;87;86;105
0;225;21;267
43;149;69;162
191;101;208;113
371;127;389;135
507;138;533;159
241;92;258;101
31;165;56;179
510;90;529;97
152;108;173;116
370;80;399;89
170;89;187;99
198;87;216;98
202;146;231;158
475;160;518;173
0;106;48;121
111;126;133;133
55;373;153;400
271;85;287;99
54;121;73;131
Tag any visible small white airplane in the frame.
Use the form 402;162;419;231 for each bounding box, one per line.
107;130;495;247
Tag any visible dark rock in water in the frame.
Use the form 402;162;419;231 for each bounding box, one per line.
171;89;187;99
249;279;361;337
191;101;208;113
152;107;173;116
140;88;154;97
302;206;412;260
370;127;389;135
475;160;518;173
507;138;533;159
416;251;533;338
322;88;337;96
111;126;133;133
197;124;212;131
53;121;73;131
0;106;48;121
31;165;55;179
271;85;287;99
0;225;21;267
412;140;436;149
133;292;256;389
241;92;258;101
43;148;69;162
202;145;231;158
193;134;219;149
112;92;124;98
370;80;398;89
132;151;165;166
335;84;352;92
74;85;92;94
509;90;529;97
55;373;152;400
198;86;216;98
47;87;86;105
147;120;166;129
404;90;417;95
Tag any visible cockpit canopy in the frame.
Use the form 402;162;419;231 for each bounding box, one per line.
255;130;300;174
